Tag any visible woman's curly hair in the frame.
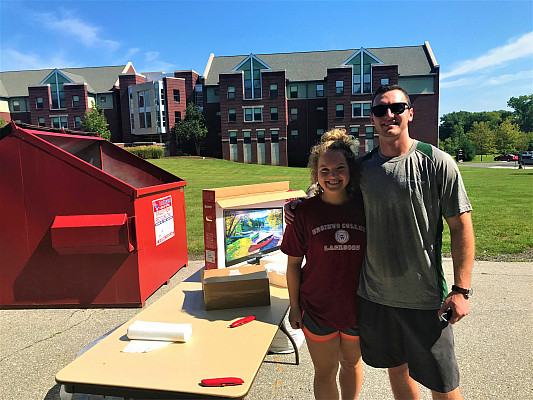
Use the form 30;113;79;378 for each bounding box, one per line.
307;128;360;199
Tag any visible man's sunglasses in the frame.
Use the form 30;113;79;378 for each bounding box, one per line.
371;103;410;117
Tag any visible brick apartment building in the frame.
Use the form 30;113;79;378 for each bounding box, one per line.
0;64;200;146
201;42;440;167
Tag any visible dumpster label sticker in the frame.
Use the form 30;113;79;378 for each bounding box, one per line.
152;195;175;246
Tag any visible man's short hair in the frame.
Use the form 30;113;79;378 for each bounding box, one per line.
372;84;411;107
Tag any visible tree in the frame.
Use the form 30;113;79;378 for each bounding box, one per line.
82;104;111;140
495;118;522;154
508;94;533;133
0;117;6;128
467;121;495;160
172;103;207;155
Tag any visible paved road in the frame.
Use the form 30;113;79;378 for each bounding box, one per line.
1;258;532;400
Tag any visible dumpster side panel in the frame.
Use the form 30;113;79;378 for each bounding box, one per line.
0;137;31;304
134;187;188;302
4;135;143;307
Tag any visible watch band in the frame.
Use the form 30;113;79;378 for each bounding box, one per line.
451;284;472;298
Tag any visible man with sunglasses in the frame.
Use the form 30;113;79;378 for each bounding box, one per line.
286;85;474;399
357;84;474;400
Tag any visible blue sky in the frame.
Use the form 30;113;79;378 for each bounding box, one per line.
1;0;532;119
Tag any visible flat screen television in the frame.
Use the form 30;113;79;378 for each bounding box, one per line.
223;207;284;267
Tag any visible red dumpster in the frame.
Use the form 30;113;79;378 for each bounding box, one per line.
0;123;188;308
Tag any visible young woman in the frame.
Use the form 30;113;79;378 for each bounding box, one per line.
281;129;366;400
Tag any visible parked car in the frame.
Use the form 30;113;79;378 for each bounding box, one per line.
494;154;518;161
519;155;533;165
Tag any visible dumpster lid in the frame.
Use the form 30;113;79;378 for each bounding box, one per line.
52;214;128;228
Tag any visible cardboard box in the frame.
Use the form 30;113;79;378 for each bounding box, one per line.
201;265;271;311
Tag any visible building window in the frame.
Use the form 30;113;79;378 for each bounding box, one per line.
244;108;253;122
228;109;236;122
381;78;390;85
138;93;144;108
243;131;252;163
41;70;71;109
175;111;181;124
74;116;82;128
317;129;324;136
146;112;152;128
270;107;278;121
38;117;45;127
236;56;269;100
270;84;278;99
290;129;298;141
316;84;324;97
160;88;165;102
352;102;371;117
52;116;68;129
290;108;298;121
227;86;235;99
131;113;135;129
72;95;80;108
336;80;344;95
229;131;238;162
346;50;380;94
254;108;262;121
52;117;60;128
173;89;180;103
139;112;145;129
365;126;375;152
271;130;279;166
13;100;20;112
317;106;325;117
100;96;106;103
244;107;262;122
336;104;344;118
350;126;359;136
36;97;43;109
257;130;265;165
290;86;298;98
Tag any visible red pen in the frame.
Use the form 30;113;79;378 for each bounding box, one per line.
230;315;255;328
201;377;244;387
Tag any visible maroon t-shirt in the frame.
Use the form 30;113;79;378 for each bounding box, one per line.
281;195;366;330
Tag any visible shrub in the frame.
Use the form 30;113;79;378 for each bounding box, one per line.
124;145;164;159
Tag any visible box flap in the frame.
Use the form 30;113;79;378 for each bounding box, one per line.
216;190;306;208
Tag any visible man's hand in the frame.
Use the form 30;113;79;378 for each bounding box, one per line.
438;292;470;324
284;199;302;224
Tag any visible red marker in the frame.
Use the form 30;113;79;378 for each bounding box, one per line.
230;315;255;328
201;377;244;387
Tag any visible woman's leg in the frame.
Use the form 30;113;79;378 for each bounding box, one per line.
305;334;341;400
339;336;363;400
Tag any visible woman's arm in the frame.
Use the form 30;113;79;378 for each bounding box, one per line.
286;255;304;329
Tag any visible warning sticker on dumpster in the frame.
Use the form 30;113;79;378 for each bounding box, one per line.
152;195;175;246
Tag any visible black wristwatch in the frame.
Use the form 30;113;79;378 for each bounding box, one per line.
451;284;473;299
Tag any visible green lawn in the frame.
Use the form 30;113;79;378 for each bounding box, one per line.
151;158;533;259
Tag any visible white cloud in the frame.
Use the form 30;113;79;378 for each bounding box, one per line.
35;10;119;52
441;31;533;80
0;48;77;71
441;70;533;89
138;51;175;73
485;70;533;86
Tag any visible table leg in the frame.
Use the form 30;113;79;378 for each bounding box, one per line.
279;321;300;365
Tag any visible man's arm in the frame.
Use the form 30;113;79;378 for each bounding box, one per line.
439;211;475;324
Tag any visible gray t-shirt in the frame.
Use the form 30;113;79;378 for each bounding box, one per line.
358;141;472;310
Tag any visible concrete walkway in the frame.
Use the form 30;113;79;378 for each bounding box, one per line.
1;258;531;400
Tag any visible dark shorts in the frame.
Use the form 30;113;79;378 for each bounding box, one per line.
358;297;460;393
302;310;359;342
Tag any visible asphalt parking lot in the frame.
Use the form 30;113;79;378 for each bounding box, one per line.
1;258;532;400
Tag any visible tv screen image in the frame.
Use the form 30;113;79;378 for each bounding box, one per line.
224;208;284;266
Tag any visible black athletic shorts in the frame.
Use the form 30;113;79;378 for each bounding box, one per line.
358;296;460;393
